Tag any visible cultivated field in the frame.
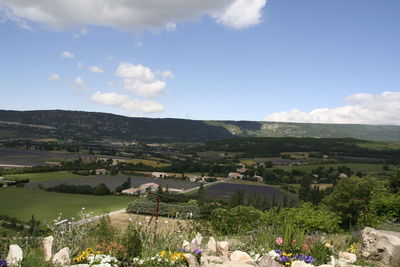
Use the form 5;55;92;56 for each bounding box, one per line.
204;182;286;201
25;175;200;191
4;171;84;182
0;187;133;222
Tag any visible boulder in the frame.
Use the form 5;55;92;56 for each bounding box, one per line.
257;254;284;267
52;247;71;266
361;227;400;266
338;252;357;263
229;251;255;264
185;253;200;267
6;245;23;266
182;240;191;251
216;241;229;257
207;237;217;254
42;236;54;261
191;232;203;250
291;261;314;267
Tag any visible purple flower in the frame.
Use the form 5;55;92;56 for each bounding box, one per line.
193;249;202;255
178;248;190;253
0;259;7;267
275;249;282;253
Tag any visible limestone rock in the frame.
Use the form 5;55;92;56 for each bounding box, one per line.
216;241;229;257
230;251;254;264
42;236;54;261
339;251;357;263
291;261;314;267
52;247;71;266
183;240;191;251
191;232;203;250
207;237;217;254
6;245;23;266
361;227;400;266
185;253;200;267
257;254;283;267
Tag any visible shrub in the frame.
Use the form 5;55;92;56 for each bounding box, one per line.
309;240;333;265
210;205;264;235
122;224;143;258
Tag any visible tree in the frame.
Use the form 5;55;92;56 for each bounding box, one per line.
229;190;244;207
197;184;205;206
389;169;400;194
323;176;383;229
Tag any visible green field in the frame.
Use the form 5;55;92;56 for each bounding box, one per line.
275;163;388;173
4;171;85;182
0;187;133;222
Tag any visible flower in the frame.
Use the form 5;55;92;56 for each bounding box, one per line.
193;249;202;255
275;237;283;245
291;239;297;245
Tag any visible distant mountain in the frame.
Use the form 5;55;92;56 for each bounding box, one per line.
0;110;400;142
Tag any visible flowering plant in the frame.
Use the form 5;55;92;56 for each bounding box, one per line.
131;250;187;266
73;248;102;264
268;249;314;266
0;252;6;267
96;242;127;260
87;254;119;267
178;248;202;262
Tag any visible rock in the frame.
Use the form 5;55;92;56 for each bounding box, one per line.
291;261;314;267
182;240;191;251
339;252;357;263
42;236;54;261
257;254;283;267
52;247;71;266
185;253;200;267
216;241;229;257
361;227;400;266
207;237;217;254
191;232;203;250
230;251;255;264
6;245;23;266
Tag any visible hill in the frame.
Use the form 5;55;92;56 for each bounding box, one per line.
1;109;400;142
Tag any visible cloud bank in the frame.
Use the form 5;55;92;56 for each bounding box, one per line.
265;91;400;125
90;62;171;113
0;0;267;31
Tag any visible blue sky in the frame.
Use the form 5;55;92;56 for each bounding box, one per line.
0;0;399;124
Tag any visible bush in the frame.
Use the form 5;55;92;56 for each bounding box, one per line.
122;224;142;258
265;202;342;233
126;198;200;219
46;183;111;195
210;206;264;235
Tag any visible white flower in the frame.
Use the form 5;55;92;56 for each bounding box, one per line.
268;250;279;258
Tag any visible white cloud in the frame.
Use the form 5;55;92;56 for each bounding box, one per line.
61;51;74;58
91;91;164;113
0;0;267;31
88;66;104;73
215;0;267;29
48;73;60;80
73;76;92;90
116;62;173;98
265;91;400;125
74;27;88;38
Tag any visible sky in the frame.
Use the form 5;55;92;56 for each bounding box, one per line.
0;0;399;125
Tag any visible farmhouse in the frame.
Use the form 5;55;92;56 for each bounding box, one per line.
152;172;170;178
94;169;108;175
228;172;244;179
122;182;160;195
236;167;248;173
253;175;263;182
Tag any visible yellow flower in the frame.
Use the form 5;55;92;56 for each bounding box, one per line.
160;251;167;257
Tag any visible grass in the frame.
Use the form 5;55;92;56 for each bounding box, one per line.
0;187;133;222
4;171;84;182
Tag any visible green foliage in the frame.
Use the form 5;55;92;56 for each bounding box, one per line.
94;215;117;245
229;190;245;207
369;192;400;223
210;205;264;235
323;176;383;229
309;240;333;265
127;198;200;219
115;177;131;193
20;247;53;267
264;203;341;233
122;223;142;258
46;183;111;195
389;169;400;193
197;184;205;206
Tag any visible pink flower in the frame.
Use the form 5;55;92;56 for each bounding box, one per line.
291;240;297;245
275;237;283;245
